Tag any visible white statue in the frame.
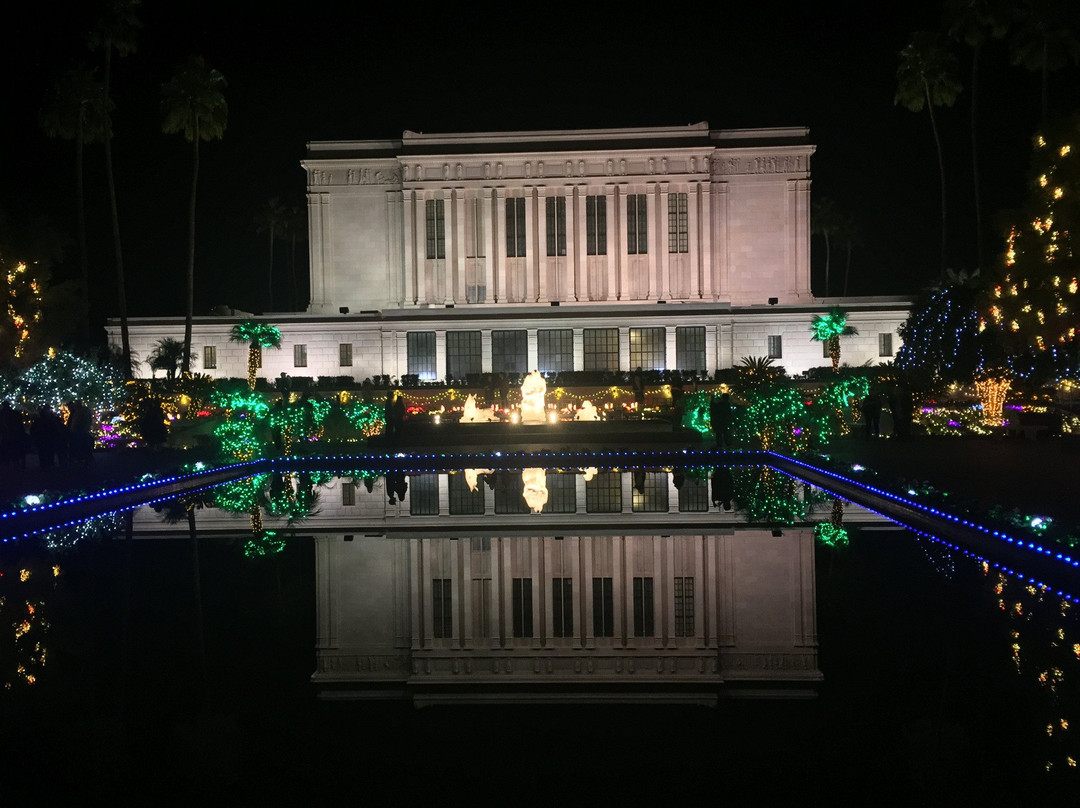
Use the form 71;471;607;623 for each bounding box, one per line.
461;394;498;423
463;468;493;492
574;400;600;421
521;467;548;513
519;370;547;424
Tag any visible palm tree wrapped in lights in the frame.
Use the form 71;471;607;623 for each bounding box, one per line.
230;320;281;390
811;307;859;372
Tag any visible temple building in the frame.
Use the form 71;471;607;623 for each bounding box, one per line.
116;122;908;383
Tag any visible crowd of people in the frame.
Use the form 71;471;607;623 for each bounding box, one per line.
0;400;95;469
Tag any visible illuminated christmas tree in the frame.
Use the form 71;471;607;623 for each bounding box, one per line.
986;115;1080;380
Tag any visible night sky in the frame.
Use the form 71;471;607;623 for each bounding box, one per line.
3;0;1074;328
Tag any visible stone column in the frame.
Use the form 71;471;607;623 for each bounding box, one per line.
537;186;548;304
617;184;629;301
452;188;466;305
494;189;506;304
307;193;329;310
604;185;617;301
658;183;670;302
385;189;404;307
699;182;713;300
712;181;729;300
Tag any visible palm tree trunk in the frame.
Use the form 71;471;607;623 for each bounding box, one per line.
103;47;131;378
824;233;832;296
182;129;200;374
290;232;298;311
267;224;275;312
924;79;948;279
970;43;985;272
843;241;852;296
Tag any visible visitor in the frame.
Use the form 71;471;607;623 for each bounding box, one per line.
891;385;914;441
386;472;408;505
631;367;645;417
860;394;882;439
711;466;734;511
31;405;64;468
138;397;168;447
66;400;94;464
0;401;28;467
710;392;733;448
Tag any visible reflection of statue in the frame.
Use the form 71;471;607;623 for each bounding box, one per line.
520;370;547;424
575;400;600;421
464;468;494;492
461;394;499;423
521;468;548;513
581;467;598;482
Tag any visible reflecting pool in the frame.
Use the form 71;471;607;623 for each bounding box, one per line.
2;461;1078;802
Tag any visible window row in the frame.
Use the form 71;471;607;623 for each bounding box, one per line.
407;326;707;381
197;343;356;370
767;333;895;360
432;574;689;639
423;193;691;260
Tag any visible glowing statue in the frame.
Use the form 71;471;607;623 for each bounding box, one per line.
574;400;600;421
461;394;499;423
519;370;547;424
463;468;494;492
521;467;548;513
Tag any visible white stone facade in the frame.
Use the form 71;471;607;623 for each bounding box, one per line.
112;123;909;382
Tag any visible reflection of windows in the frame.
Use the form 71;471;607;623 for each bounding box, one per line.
543;471;576;513
494;471;530;514
449;472;484;514
339;343;353;367
425;198;445;259
676;326;705;372
446;330;482;381
633;577;654;637
409;473;439;515
552;578;573;637
492;330;527;375
538;329;574;374
767;335;783;359
823;339;831;359
586;195;606;255
677;476;709;512
432;579;452;638
293;344;307;368
512;578;533;638
341;481;355;506
674;576;695;637
586;471;622;513
668;192;688;253
592;577;614;637
407;331;437;381
545;197;566;257
583;327;619;372
632;471;669;513
506;197;526;257
627;193;647;255
879;333;894;357
203;345;217;369
629;327;665;371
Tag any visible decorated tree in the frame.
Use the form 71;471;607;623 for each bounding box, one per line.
1;260;43;362
984;115;1080;382
810;307;859;372
229;320;281;389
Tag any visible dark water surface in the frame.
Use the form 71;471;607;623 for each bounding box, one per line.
2;466;1077;805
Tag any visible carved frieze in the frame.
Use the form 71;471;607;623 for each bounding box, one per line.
310;165;403;187
711;154;807;177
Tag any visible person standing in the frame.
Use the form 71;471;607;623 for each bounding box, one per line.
710;392;733;447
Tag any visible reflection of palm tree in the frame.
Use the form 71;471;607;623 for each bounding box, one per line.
162;55;228;374
39;67;110;342
230;320;282;390
896;32;963;278
811;307;859;371
87;0;140;377
1008;0;1080;125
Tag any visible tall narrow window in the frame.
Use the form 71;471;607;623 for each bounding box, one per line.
506;197;526;258
585;471;622;513
341;481;355;506
879;333;894;357
633;577;654;637
425;198;445;259
537;329;574;374
627;193;647;254
491;330;527;375
446;330;482;382
675;326;705;372
432;579;452;639
339;343;353;367
767;335;783;359
592;577;614;637
632;471;669;513
202;345;217;370
586;195;607;255
583;327;619;372
293;344;307;368
545;197;566;257
512;577;533;638
552;578;573;638
408;473;439;515
407;331;437;381
629;327;666;371
674;576;695;637
668;192;688;254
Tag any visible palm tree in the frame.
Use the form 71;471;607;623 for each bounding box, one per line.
811;307;859;372
87;0;141;378
896;32;963;279
947;0;1010;272
230;320;281;389
835;213;861;296
147;337;186;381
255;197;289;312
39;66;110;343
1008;0;1080;125
283;205;308;311
162;55;228;375
811;196;843;296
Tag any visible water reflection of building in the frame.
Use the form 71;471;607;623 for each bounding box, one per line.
314;529;820;704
